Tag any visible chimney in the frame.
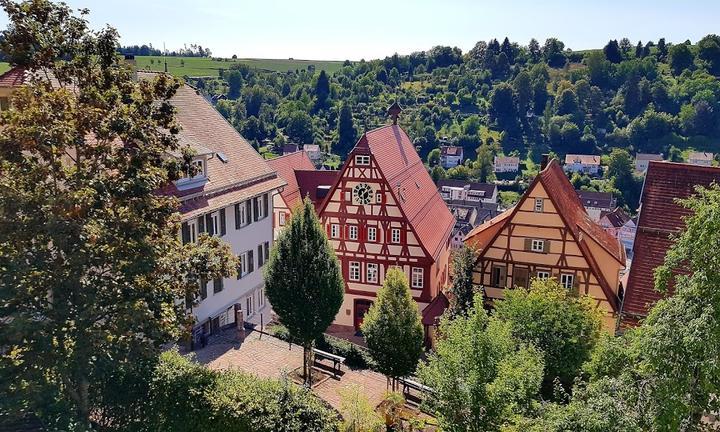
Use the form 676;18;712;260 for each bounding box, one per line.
541;153;549;170
387;101;402;125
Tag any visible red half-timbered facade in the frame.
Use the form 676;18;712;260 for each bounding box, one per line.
317;120;455;330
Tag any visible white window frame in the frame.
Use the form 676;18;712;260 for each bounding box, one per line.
536;270;551;280
349;225;358;240
188;220;197;243
391;228;401;244
237;202;247;227
331;224;340;238
375;192;382;204
367;227;377;242
211;212;219;236
355;154;370;165
245;295;254;317
239;252;249;277
257;288;265;308
349;261;361;281
534;198;544;212
255;196;266;219
411;267;424;289
367;263;379;283
531;239;545;252
279;211;286;226
560;273;574;290
191;159;205;178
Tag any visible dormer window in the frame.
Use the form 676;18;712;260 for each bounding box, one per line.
191;159;205;178
174;156;209;191
355;155;370;165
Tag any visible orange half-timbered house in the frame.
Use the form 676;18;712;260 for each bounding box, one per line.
465;158;626;330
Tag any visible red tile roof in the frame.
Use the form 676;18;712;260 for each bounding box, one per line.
622;161;720;322
0;66;26;87
267;151;316;210
421;292;449;326
362;125;455;261
601;207;631;228
565;154;601;165
295;169;339;211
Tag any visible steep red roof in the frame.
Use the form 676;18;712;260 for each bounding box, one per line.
622;161;720;323
295;169;339;211
0;66;26;87
267;151;316;210
421;292;449;326
362;125;455;261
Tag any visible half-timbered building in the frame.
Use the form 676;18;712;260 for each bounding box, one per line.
312;108;454;331
465;157;626;330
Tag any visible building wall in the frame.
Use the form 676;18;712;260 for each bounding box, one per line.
470;182;622;331
183;192;274;330
565;163;600;175
271;192;290;240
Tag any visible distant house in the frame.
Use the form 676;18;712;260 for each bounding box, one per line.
688;151;714;167
635;153;663;173
303;144;322;162
564;154;601;175
576;190;616;221
599;207;636;252
493;155;520;173
440;146;464;169
281;144;299;155
436;179;498;205
448;205;495;249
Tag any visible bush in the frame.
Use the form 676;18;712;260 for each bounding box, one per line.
146;350;339;432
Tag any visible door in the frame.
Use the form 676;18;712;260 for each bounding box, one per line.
354;299;373;331
512;267;529;288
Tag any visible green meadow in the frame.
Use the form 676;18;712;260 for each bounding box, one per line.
134;56;345;77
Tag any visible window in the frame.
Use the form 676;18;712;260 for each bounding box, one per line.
258;244;264;267
560;273;575;290
411;267;424;289
367;227;377;242
375;192;382;204
279;211;286;226
0;97;9;111
391;228;401;244
191;159;204;178
349;225;358;240
367;263;378;283
491;265;506;287
257;289;265;308
210;212;219;236
331;224;340;238
531;239;545;252
181;220;197;244
199;278;207;300
263;241;270;262
235;202;247;229
534;198;544;212
236;253;247;279
355;154;370;165
253;195;267;220
213;277;223;294
349;262;360;281
536;271;550;280
245;295;254;316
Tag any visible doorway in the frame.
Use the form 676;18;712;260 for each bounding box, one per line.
513;267;529;288
353;299;373;331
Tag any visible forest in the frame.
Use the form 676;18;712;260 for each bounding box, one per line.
188;35;720;210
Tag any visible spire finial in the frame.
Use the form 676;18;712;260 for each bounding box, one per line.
387;101;402;125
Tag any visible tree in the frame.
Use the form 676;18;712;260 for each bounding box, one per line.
314;70;330;109
0;0;238;427
494;278;603;395
513;70;532;114
226;69;242;99
697;34;720;76
475;142;495;182
543;38;567;68
284;110;315;144
338;385;384;432
264;198;344;385
669;43;694;75
430;165;447;182
555;88;579;117
619;37;632;56
337;103;357;157
606;148;642;209
419;295;544;432
603;39;623;63
489;82;517;130
528;38;541;63
656;37;668;60
448;246;477;317
427;148;441;166
361;268;424;390
635;40;644;58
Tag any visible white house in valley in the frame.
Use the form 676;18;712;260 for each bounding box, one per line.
688;151;714;167
150;72;286;341
564;154;601;175
635;153;663;173
493;155;520;173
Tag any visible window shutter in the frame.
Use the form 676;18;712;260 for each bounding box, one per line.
198;215;205;233
263;193;269;218
220;208;227;236
499;266;507;287
248;250;254;273
181;222;190;244
234;204;241;229
253;198;259;222
572;278;581;296
206;214;214;236
264;241;269;261
524;238;532;251
213;278;223;294
543;240;551;253
246;201;252;225
257;245;263;267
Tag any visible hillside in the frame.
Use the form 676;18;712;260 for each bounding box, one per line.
133;56;345;76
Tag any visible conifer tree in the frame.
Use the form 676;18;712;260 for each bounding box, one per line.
448;245;477;317
361;268;424;390
264;198;344;385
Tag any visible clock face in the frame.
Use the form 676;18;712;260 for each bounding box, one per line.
353;183;373;205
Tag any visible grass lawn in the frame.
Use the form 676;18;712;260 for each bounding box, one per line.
135;56;345;77
0;62;10;74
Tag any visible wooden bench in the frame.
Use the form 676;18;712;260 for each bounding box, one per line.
313;348;345;377
398;376;434;399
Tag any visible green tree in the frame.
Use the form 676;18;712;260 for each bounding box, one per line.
555;88;579;117
475;142;495;182
284;110;315;144
419;295;544;432
337;103;357;157
603;39;623;63
606;148;642;209
448;245;477;317
494;278;603;395
427;148;441;166
338;385;384;432
513;70;533;114
315;70;330;109
226;69;243;99
489;82;517;130
669;43;695;75
430;165;447;182
361;268;424;390
0;1;239;428
264;198;344;385
697;34;720;76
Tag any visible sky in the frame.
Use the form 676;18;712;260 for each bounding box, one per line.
0;0;718;60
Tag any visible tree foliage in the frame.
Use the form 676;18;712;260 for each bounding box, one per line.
448;245;477;317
